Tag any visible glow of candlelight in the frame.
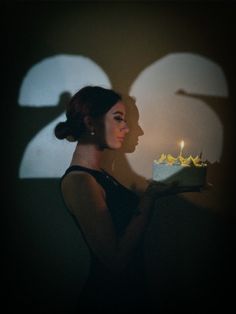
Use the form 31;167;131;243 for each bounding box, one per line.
179;140;185;157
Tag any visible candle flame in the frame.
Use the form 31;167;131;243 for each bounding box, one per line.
180;140;185;149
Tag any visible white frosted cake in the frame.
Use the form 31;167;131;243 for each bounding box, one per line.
153;153;207;187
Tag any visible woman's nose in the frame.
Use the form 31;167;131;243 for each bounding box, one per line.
122;121;130;133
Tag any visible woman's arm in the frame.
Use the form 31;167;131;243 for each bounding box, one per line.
61;172;156;274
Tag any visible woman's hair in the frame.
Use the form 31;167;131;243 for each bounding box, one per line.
54;86;122;141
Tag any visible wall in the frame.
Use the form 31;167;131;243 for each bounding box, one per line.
3;2;236;313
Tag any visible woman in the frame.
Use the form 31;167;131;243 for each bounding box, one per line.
54;86;175;313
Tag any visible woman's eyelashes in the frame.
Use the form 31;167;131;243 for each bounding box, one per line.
114;116;126;123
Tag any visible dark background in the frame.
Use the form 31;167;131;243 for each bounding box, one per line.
2;1;236;313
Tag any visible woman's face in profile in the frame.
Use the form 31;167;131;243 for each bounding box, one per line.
102;101;130;150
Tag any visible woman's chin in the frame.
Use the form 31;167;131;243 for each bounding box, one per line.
115;143;123;149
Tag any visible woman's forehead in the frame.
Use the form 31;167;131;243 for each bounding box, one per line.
108;101;126;114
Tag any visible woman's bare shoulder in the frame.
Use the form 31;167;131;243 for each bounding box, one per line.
62;170;96;184
61;170;108;223
61;170;105;198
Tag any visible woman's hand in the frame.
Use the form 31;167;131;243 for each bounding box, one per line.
136;180;213;219
144;180;213;199
136;181;179;217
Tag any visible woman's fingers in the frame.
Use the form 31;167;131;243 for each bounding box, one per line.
146;180;212;197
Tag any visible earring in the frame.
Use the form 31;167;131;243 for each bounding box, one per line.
90;130;95;136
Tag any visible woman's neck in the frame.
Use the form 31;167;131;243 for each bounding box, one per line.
70;143;104;171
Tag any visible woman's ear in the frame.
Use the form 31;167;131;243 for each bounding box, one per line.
84;115;92;128
84;115;95;134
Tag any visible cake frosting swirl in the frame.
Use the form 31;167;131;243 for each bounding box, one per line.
153;153;207;187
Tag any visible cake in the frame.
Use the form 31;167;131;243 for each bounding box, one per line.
152;153;207;187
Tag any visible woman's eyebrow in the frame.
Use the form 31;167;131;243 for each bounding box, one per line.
112;111;124;115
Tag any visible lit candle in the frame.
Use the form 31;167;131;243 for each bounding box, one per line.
179;140;185;157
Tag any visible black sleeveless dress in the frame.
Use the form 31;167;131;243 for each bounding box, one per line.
61;165;148;313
